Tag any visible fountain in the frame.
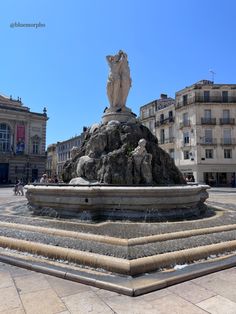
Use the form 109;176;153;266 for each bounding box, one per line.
26;50;208;221
19;51;215;296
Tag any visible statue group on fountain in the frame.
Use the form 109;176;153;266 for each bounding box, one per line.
106;50;131;110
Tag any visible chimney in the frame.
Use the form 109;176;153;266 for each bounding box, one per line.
160;94;167;99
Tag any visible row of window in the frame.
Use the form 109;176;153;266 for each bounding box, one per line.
58;151;71;162
57;139;81;152
181;90;232;105
183;149;233;160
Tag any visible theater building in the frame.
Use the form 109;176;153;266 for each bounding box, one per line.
0;94;48;184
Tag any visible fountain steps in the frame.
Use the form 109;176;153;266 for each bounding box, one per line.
1;233;236;276
1;201;236;295
0;220;236;247
0;219;236;275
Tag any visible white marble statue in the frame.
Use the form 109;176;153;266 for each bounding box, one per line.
131;139;148;156
131;139;153;184
106;50;131;109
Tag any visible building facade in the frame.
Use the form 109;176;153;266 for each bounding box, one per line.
140;94;176;159
0;94;48;184
46;144;57;179
56;127;87;179
140;81;236;186
175;80;236;185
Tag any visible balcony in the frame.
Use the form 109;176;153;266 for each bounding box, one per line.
179;120;191;128
219;118;235;125
176;95;236;108
181;140;191;147
221;138;236;145
201;118;216;125
159;137;175;145
198;138;217;145
156;117;175;127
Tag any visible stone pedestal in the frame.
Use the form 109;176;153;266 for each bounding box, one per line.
102;106;136;124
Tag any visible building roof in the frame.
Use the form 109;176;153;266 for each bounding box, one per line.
140;97;175;111
176;80;236;94
0;93;47;118
0;94;29;111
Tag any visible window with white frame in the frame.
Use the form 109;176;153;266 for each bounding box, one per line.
205;129;213;144
205;149;213;159
183;150;190;159
224;149;232;159
0;123;11;152
183;131;190;144
32;135;40;154
160;129;165;144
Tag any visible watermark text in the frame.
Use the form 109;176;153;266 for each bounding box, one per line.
10;22;46;29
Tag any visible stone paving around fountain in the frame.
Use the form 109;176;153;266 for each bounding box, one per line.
1;187;236;312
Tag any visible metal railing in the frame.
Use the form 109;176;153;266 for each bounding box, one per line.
201;118;216;125
159;137;175;144
177;95;236;107
198;138;217;145
179;120;191;128
220;138;236;145
156;117;175;127
219;118;235;125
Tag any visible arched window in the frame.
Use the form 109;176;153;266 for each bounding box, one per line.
0;123;11;152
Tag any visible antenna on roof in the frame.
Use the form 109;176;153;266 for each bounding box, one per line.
209;69;216;83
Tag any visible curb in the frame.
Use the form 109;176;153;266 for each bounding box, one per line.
1;251;236;297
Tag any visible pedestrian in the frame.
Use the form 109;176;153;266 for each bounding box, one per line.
40;174;48;184
17;179;24;195
231;175;235;188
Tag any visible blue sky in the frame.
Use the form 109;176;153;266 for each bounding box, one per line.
0;0;235;145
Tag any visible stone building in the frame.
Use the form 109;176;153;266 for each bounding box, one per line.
46;144;57;179
140;81;236;186
140;94;176;159
0;94;48;184
55;130;86;179
175;80;236;185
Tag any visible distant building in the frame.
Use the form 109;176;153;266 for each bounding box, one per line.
140;94;175;135
140;94;176;159
46;128;87;180
0;94;48;184
46;144;57;179
140;81;236;186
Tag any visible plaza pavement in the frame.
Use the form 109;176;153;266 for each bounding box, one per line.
0;187;236;313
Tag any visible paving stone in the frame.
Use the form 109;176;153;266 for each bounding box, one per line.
197;295;236;314
0;308;25;314
62;290;114;314
94;288;121;299
0;271;14;288
103;294;170;314
46;275;90;297
20;288;66;314
168;281;216;304
14;273;51;294
137;288;173;302
0;286;22;312
192;272;236;303
9;266;34;278
149;294;208;314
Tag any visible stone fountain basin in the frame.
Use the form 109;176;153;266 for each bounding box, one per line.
25;184;209;221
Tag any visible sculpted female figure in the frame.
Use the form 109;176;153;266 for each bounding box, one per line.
106;50;131;109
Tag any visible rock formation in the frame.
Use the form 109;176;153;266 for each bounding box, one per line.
62;120;186;185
